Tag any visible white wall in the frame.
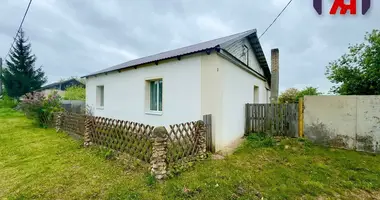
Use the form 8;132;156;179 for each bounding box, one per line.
201;53;223;151
41;89;65;97
219;54;268;149
86;46;269;152
200;52;269;151
86;55;202;127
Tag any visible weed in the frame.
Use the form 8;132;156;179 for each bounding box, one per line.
104;149;115;160
244;132;276;148
107;187;141;200
145;173;157;187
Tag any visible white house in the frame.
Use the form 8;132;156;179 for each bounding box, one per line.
83;29;277;151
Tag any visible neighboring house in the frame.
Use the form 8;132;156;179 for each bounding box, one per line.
38;78;84;97
83;29;277;151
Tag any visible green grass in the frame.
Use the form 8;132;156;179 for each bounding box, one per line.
1;108;380;199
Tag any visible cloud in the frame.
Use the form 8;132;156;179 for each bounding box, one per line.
0;0;378;92
196;15;233;35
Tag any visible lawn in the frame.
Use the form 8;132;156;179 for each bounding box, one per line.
1;107;380;200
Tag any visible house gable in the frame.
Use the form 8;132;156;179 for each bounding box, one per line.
223;38;264;77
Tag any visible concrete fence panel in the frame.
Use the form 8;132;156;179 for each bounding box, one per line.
304;95;380;153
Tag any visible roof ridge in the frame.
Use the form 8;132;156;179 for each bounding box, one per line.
140;29;256;58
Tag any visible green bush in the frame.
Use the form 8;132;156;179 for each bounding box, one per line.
19;91;63;128
0;95;18;108
63;86;85;100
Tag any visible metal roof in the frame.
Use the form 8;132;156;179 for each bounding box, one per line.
83;29;271;85
39;78;84;90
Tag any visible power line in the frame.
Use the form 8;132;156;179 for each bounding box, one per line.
3;0;33;62
259;0;293;39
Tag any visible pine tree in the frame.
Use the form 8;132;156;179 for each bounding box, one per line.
1;29;47;98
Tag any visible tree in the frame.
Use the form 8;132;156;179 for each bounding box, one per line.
1;29;47;98
296;87;322;100
279;88;299;103
279;87;321;103
63;85;85;100
326;29;380;95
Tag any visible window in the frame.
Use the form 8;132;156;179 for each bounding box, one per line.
254;86;259;103
149;79;163;111
242;45;249;65
96;85;104;108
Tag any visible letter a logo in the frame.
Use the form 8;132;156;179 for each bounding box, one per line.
330;0;357;15
313;0;371;15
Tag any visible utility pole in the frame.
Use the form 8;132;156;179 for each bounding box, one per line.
0;57;2;97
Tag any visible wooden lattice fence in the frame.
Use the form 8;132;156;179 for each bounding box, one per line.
166;122;200;163
90;117;155;162
60;112;86;136
55;112;208;180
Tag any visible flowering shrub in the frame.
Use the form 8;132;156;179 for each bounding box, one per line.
20;91;63;127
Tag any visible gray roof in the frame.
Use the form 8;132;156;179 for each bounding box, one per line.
39;78;84;90
83;29;271;85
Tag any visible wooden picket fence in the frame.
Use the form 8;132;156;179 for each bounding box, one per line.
245;103;299;137
203;114;214;152
60;112;86;136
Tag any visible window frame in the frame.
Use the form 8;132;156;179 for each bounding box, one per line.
253;85;259;103
96;85;104;109
243;45;249;66
146;79;163;114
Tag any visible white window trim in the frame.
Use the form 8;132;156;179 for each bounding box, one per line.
145;78;163;115
96;85;104;109
145;111;163;116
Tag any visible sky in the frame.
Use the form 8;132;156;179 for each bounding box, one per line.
0;0;379;94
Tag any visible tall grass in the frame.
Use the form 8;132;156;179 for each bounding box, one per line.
0;95;18;108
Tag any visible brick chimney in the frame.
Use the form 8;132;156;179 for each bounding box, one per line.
270;48;279;103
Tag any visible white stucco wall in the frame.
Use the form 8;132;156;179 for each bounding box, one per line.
86;47;269;152
219;54;269;149
41;89;65;97
200;52;269;151
86;55;202;127
200;53;223;151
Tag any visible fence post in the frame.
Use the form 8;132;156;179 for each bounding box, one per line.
150;126;168;180
298;98;304;137
84;116;94;147
55;112;63;132
245;104;249;135
196;120;207;159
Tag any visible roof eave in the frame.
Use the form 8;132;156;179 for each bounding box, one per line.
246;32;272;87
82;47;220;78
